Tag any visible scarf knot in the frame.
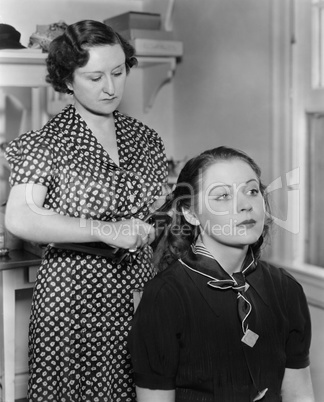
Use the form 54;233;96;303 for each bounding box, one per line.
207;257;256;293
188;244;257;340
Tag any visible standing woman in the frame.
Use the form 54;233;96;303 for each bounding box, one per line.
128;146;314;402
5;20;167;401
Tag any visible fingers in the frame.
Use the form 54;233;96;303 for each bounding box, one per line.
128;220;155;251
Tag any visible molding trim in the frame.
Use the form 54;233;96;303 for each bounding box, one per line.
0;371;28;400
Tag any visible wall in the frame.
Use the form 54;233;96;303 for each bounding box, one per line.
172;0;273;185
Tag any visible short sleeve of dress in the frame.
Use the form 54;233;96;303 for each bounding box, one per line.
128;276;183;390
5;131;54;187
281;269;312;369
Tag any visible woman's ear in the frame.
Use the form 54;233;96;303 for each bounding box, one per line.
66;81;73;93
181;207;200;226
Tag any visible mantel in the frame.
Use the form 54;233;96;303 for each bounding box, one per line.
0;50;48;88
0;50;177;112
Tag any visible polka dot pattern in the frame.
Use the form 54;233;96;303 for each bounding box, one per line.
5;105;167;401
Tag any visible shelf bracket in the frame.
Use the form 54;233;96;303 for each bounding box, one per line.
164;0;176;31
137;57;176;112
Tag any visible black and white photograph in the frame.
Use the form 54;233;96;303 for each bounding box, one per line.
0;1;323;401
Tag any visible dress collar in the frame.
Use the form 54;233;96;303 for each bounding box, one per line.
180;242;256;291
180;242;260;347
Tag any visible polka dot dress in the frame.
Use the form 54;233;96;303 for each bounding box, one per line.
5;105;167;402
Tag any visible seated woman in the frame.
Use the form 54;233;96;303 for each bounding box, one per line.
128;146;315;402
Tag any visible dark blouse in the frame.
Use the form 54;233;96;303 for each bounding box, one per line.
128;246;311;402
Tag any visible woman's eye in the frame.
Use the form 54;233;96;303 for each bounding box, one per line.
91;76;102;82
113;71;122;77
215;193;231;201
247;188;260;196
210;186;231;201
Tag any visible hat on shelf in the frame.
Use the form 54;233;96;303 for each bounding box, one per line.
0;24;26;49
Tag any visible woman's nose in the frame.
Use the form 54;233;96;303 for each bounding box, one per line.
234;194;253;214
103;76;115;96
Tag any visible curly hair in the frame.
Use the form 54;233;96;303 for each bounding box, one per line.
45;20;138;94
156;146;272;271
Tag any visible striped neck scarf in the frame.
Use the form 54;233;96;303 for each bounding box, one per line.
180;242;259;348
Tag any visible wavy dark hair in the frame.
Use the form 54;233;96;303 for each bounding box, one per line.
156;146;272;271
46;20;138;94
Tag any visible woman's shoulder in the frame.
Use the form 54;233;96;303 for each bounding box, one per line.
114;110;161;139
33;104;74;140
7;106;72;148
114;109;151;127
257;259;305;293
145;261;190;296
5;106;72;163
138;262;189;317
5;129;54;163
258;259;298;278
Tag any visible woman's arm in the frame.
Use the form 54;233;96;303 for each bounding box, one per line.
136;387;175;402
5;183;154;248
281;367;315;402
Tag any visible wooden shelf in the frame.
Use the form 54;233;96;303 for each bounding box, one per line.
0;49;46;63
0;50;47;87
0;50;178;111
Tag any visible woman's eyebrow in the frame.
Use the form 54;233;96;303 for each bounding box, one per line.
81;63;125;75
246;179;259;185
209;178;259;190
